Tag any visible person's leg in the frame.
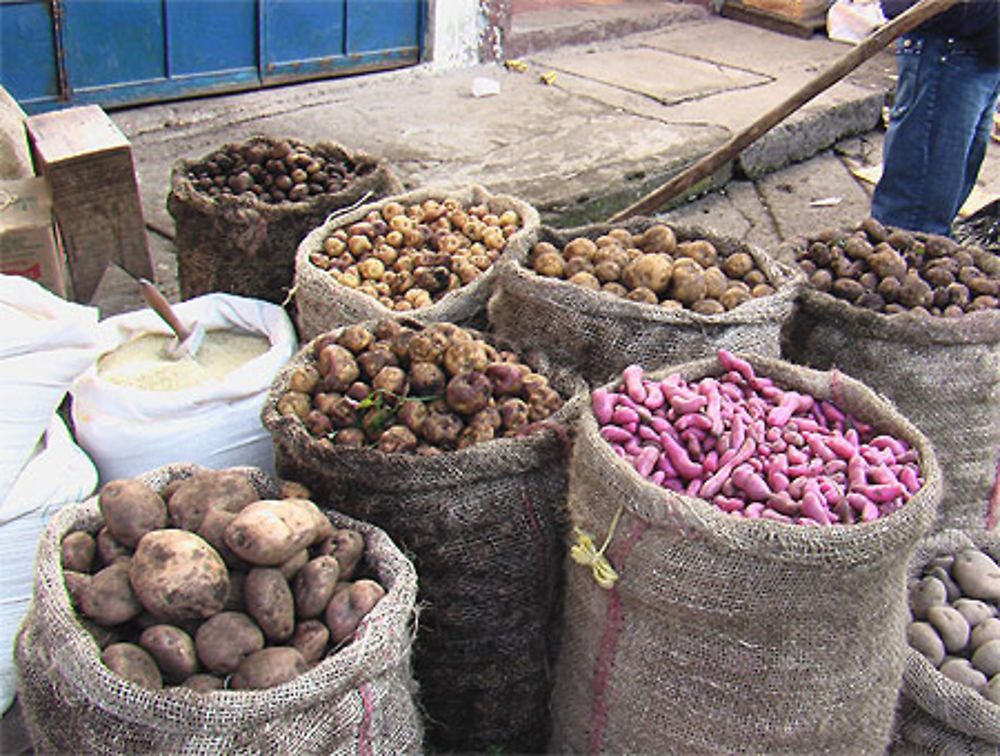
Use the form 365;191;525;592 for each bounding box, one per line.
959;78;1000;207
872;35;1000;236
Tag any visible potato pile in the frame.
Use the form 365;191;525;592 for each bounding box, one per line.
527;224;775;314
306;198;522;311
792;218;1000;316
61;470;383;692
276;320;566;454
907;547;1000;704
184;138;363;204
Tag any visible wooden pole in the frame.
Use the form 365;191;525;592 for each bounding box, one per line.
607;0;963;223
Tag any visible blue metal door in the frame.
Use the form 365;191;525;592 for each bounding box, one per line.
0;0;424;113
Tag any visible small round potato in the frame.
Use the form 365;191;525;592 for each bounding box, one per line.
230;647;308;690
101;642;163;689
195;611;265;675
82;561;143;627
325;579;386;646
61;530;96;573
316;530;365;580
98;478;168;549
139;624;199;684
181;673;225;693
292;620;331;665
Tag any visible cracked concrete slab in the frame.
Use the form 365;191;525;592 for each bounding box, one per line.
531;45;770;105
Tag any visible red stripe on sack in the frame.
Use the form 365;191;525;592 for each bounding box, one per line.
587;519;648;756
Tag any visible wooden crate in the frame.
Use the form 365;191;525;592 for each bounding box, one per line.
25;105;153;303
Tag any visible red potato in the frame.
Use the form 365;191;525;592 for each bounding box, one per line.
325;579;386;646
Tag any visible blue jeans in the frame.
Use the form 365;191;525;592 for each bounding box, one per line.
871;33;1000;236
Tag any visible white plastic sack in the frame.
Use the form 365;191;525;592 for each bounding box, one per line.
0;275;99;504
827;0;885;44
1;412;97;714
71;293;297;484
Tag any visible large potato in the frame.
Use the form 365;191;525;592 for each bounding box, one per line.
230;647;308;690
129;529;229;623
98;478;168;549
224;498;329;566
60;531;96;573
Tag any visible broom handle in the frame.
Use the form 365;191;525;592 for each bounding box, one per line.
607;0;964;222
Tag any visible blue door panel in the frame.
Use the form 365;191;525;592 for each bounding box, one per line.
0;1;60;104
62;0;165;88
346;0;420;54
263;0;345;69
1;0;423;113
167;0;257;76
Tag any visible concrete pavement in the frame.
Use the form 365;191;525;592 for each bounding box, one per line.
90;9;999;316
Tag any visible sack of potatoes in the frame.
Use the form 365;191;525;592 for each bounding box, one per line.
168;135;404;304
487;216;803;386
261;318;583;754
894;529;1000;751
14;464;423;754
293;184;540;340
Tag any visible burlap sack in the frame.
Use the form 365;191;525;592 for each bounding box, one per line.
14;463;423;755
261;325;584;754
168;136;403;304
293;185;540;340
891;529;1000;753
550;353;941;754
487;216;804;387
783;243;1000;532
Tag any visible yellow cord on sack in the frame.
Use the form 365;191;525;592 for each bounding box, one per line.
570;505;624;590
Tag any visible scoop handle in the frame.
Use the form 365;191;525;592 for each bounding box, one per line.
138;279;190;341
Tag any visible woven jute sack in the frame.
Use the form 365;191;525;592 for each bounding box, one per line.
549;353;941;754
487;216;804;387
14;463;423;755
293;185;540;340
783;243;1000;532
890;529;1000;754
167;136;403;304
261;324;584;754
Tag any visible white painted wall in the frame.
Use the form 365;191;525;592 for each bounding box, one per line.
424;0;484;68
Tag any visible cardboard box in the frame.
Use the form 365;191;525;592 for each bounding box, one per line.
26;104;153;303
0;86;33;180
0;177;70;298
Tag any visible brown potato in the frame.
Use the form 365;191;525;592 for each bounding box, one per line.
167;469;259;532
277;548;310;581
244;567;295;643
195;611;265;675
316;530;365;581
669;259;707;306
181;673;225;693
129;530;230;623
638;224;676;255
224;498;328;566
230;647;308;690
96;526;133;566
101;642;163;689
139;624;199;684
98;478;168;549
81;561;143;627
325;579;386;646
61;530;96;573
676;240;717;268
64;570;92;610
291;619;331;665
621;255;672;295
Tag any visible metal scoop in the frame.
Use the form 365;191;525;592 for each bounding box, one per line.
138;279;206;360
